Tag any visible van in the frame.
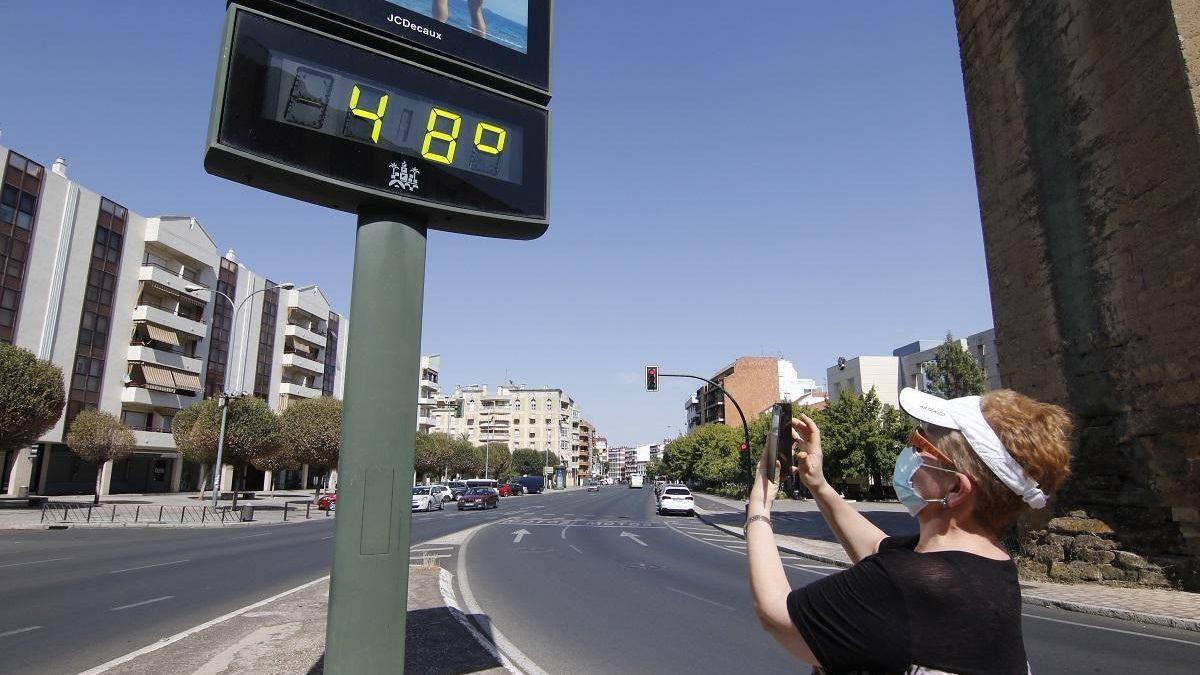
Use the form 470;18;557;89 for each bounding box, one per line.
515;475;545;494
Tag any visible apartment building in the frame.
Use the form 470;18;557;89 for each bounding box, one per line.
0;144;348;498
685;357;821;431
577;419;594;484
593;436;607;480
417;355;441;434
826;329;1000;407
607;445;629;482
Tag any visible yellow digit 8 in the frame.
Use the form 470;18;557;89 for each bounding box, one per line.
348;85;389;143
474;122;507;155
421;108;462;164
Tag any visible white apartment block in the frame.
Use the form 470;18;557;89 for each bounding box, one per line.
827;356;902;408
418;355;441;434
0;145;349;498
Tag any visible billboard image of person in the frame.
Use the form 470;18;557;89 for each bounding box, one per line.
386;0;529;53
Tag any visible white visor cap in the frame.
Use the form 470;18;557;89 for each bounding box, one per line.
898;388;1048;509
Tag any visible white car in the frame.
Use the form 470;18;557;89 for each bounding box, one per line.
412;486;445;512
657;486;695;516
430;484;452;503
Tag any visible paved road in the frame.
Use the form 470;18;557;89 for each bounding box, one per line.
462;487;1200;674
0;497;546;674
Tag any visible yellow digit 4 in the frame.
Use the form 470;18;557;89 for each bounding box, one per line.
474;122;507;155
349;85;389;143
421;108;462;164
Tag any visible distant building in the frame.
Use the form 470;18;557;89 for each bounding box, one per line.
685;357;822;431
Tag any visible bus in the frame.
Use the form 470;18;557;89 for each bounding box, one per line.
465;479;498;491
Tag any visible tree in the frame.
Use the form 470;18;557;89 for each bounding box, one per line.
818;388;913;499
173;399;218;499
480;442;511;479
65;409;134;504
692;423;744;486
0;343;66;458
644;458;664;480
172;397;279;506
923;332;986;398
448;437;483;478
279;397;342;498
511;448;543;476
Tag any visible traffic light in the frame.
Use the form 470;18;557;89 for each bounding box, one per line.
739;442;748;453
646;366;659;392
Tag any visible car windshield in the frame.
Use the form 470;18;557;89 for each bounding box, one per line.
465;488;490;495
412;487;431;495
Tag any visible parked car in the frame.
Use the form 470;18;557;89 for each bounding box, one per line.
317;493;337;511
457;487;499;510
586;479;600;493
496;483;514;497
430;484;452;502
445;481;468;501
412;486;444;512
515;476;545;494
506;481;526;495
657;486;695;516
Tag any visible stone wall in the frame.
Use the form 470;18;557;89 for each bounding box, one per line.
954;0;1200;589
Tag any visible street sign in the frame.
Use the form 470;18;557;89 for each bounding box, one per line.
205;7;548;239
286;0;552;93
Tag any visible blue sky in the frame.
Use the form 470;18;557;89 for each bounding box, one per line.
0;2;993;446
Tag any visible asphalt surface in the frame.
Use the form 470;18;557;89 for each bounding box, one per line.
0;498;539;674
3;489;1198;674
462;488;1200;674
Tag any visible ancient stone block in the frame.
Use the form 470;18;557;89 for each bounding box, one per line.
1074;548;1116;565
1049;561;1073;582
1048;517;1115;536
1032;542;1065;565
1046;533;1074;548
1072;534;1120;551
1068;510;1089;519
1099;564;1132;581
1018;559;1050;581
1138;570;1170;587
1115;551;1150;570
1066;561;1103;582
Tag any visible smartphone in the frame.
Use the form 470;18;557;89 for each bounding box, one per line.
764;402;793;482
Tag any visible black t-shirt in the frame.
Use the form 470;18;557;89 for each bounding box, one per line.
787;535;1027;675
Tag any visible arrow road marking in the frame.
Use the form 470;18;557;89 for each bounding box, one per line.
620;531;648;547
511;529;531;544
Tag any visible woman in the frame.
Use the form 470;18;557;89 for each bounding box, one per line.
747;388;1073;674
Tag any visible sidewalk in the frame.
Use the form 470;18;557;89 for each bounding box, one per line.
0;490;332;530
82;566;507;675
693;492;1200;632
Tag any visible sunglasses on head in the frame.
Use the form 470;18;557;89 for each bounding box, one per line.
909;429;957;470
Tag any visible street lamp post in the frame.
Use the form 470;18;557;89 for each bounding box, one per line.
186;281;294;508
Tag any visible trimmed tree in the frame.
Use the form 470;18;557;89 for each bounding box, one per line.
480;442;511;480
511;448;543;476
448;437;483;478
279;397;342;498
414;432;456;482
173;399;218;499
818;388;913;499
172;396;279;507
65;409;134;504
923;332;987;398
0;343;66;459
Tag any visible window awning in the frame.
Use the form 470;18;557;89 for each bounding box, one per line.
142;322;181;346
140;364;178;390
173;370;202;392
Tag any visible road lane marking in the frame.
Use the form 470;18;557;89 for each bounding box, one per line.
512;529;531;543
667;587;736;611
320;535;333;540
569;545;583;554
0;625;41;638
1020;613;1200;646
560;526;570;540
412;545;454;551
78;575;330;675
0;557;71;568
111;596;174;612
231;532;271;540
620;531;648;547
109;559;189;574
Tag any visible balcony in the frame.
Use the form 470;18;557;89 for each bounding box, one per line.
282;351;325;374
417;416;433;428
132;305;206;339
127;345;202;374
139;264;200;298
132;428;177;450
122;386;200;410
284;323;327;349
280;382;322;399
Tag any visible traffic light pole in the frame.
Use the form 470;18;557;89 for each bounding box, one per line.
325;212;427;674
657;373;753;489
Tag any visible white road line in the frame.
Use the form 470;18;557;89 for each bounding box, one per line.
409;554;453;560
569;545;583;554
1021;613;1200;646
231;533;271;540
77;575;330;675
320;536;333;540
666;587;736;611
411;545;454;551
560;526;570;540
109;559;190;574
0;557;71;568
111;596;174;612
0;625;42;638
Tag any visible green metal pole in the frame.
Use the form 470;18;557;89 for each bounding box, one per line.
325;213;427;674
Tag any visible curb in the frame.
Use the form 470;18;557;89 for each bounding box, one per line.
4;515;334;531
692;508;1200;633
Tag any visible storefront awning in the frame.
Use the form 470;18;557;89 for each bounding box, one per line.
142;322;181;346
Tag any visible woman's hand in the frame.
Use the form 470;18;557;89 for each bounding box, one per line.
792;413;828;492
749;433;781;514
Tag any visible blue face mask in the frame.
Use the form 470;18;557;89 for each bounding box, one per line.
892;447;957;517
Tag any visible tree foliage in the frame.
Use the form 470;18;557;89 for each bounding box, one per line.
65;409;134;504
818;388;913;498
414;432;456;480
0;343;66;455
663;423;742;486
510;448;544;476
448;437;483;478
278;397;341;472
480;442;511;479
172;396;279;500
923;332;986;398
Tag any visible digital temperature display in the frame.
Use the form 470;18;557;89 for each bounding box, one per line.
206;8;548;239
268;55;524;183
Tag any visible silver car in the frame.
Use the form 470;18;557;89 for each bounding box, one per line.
412;486;445;512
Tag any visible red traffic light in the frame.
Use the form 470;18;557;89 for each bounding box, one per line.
646;365;659;392
739;443;748;452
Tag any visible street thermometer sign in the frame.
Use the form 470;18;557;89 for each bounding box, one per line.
206;1;550;238
202;2;552;672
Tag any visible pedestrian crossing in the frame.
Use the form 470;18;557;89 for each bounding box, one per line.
663;520;840;575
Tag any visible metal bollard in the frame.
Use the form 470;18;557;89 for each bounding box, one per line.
181;506;187;523
159;505;164;523
221;509;227;524
201;507;208;524
40;503;46;523
283;504;289;522
112;504;118;522
135;506;141;523
87;505;92;523
63;506;69;522
306;502;312;519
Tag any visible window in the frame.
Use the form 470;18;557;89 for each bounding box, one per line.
0;152;44;343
